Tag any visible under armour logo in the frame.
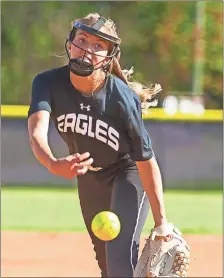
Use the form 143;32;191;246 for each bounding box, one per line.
80;103;91;111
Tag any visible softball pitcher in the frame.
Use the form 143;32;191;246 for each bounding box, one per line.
28;13;190;277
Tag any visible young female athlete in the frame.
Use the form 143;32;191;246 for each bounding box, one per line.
28;13;190;278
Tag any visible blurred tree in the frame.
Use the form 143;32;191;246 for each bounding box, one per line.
1;1;223;108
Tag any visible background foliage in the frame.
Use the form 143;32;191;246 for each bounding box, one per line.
1;1;223;108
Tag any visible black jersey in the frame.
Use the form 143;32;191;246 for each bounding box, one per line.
28;65;153;168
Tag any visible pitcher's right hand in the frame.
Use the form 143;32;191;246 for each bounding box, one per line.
49;152;93;179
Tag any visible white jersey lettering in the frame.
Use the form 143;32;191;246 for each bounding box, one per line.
108;127;119;151
75;114;88;135
57;114;65;132
57;113;120;152
95;120;108;144
87;116;95;138
64;113;76;132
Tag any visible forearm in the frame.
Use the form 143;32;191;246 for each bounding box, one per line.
29;134;56;171
136;156;167;227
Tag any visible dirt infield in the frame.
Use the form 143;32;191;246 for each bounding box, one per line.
1;231;223;277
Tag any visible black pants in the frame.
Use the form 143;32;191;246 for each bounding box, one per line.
77;160;150;277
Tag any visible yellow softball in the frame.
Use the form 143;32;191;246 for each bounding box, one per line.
91;211;121;241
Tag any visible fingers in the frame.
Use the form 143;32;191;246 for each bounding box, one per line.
68;152;95;176
52;153;94;179
76;158;93;175
79;158;94;168
77;166;89;175
70;152;91;163
72;157;94;172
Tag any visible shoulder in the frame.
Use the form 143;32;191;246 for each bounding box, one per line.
108;75;141;111
32;65;69;86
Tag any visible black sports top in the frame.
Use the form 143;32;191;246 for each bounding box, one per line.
28;65;153;168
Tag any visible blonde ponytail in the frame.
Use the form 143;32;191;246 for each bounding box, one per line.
110;59;162;114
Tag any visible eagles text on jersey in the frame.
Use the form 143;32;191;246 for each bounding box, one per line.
28;65;153;168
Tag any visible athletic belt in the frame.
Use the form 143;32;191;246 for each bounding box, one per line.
88;165;103;172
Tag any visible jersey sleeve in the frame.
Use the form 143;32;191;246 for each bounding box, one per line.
28;73;52;118
127;99;153;161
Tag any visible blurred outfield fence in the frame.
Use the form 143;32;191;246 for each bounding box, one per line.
1;105;223;189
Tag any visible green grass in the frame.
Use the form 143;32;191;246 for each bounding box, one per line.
1;187;222;234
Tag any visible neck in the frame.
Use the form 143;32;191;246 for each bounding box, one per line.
70;71;106;96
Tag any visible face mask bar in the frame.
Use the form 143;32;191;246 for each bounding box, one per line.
65;16;121;77
65;39;117;76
